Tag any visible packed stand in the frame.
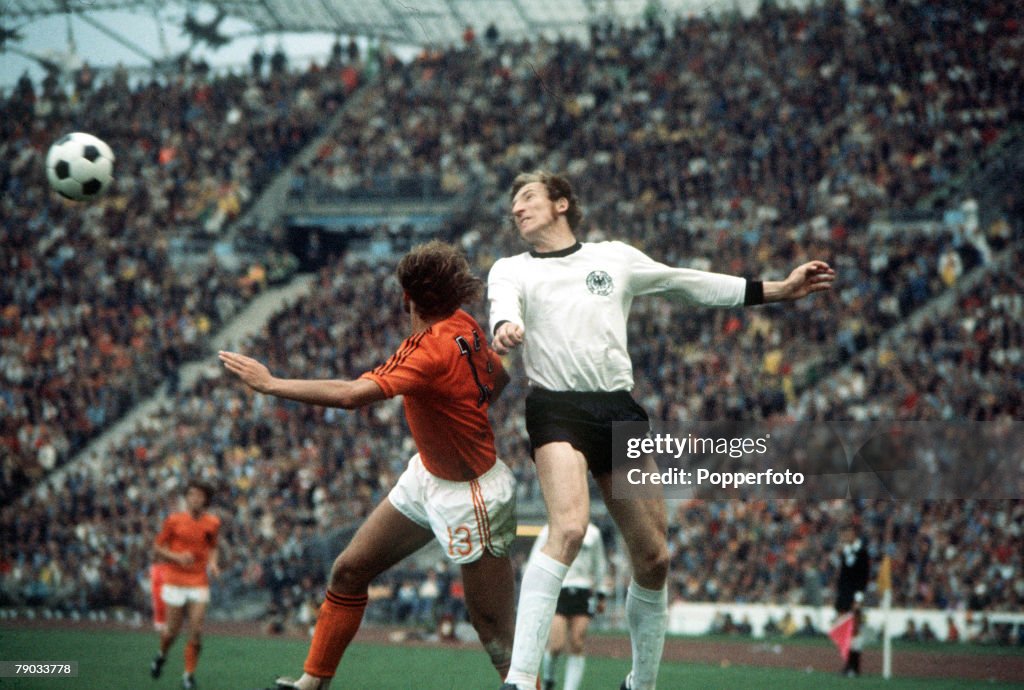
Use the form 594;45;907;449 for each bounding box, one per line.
0;259;492;625
801;243;1024;421
669;499;1024;617
4;0;1024;629
253;0;1024;627
303;0;1022;237
299;0;1022;421
0;53;364;504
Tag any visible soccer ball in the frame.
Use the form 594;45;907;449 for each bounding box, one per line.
45;132;115;201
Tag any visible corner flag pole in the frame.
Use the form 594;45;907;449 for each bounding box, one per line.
881;579;892;679
876;509;892;675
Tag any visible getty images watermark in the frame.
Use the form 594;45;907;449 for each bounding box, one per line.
611;420;1024;500
624;432;805;488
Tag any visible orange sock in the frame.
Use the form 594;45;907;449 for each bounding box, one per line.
151;565;166;628
184;640;201;674
303;590;368;678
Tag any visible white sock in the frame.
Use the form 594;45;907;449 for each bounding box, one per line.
287;673;330;690
564;654;585;690
541;650;557;684
504;552;568;689
625;581;668;690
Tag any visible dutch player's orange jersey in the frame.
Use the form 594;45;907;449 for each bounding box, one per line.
361;309;503;482
155;511;221;587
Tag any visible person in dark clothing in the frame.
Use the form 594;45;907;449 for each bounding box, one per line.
836;523;870;677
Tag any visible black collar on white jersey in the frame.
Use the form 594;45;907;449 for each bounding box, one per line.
530;241;582;258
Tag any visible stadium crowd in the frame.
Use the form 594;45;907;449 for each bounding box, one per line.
302;0;1021;227
0;257;509;632
800;243;1024;421
1;49;364;503
2;246;1020;628
669;499;1023;613
294;0;1019;423
2;0;1022;642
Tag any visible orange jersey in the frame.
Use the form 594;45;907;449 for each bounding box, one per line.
362;309;503;481
155;511;221;587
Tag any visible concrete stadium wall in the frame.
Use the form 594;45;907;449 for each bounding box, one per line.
667;602;1024;642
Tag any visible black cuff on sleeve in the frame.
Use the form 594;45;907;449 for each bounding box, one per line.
493;320;510;336
744;280;764;306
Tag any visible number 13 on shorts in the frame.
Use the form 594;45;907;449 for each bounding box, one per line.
447;525;473;557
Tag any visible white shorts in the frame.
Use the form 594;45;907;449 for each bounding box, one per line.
388;454;517;565
161;584;210;607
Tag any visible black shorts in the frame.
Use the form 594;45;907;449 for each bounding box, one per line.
525;388;649;476
555;587;595;618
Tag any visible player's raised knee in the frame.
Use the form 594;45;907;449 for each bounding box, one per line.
328;553;374;593
547;523;586;564
469;605;502;637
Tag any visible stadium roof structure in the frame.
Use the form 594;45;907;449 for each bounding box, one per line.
203;0;756;44
4;0;767;48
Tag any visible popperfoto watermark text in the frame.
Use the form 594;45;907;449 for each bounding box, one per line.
612;420;1024;500
627;466;804;488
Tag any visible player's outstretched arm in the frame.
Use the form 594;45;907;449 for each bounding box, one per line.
762;261;836;302
218;350;386;409
154;542;193;567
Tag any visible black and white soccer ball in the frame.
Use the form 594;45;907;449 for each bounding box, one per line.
45;132;115;201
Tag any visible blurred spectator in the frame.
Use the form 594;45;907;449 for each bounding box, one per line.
394;579;418;623
946;615;960;643
416;570;441;625
798;614;818;638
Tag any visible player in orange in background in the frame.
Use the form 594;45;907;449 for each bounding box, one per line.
219;240;518;690
150;480;221;690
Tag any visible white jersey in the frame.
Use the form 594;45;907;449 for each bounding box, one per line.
530;523;608;593
488;241;747;392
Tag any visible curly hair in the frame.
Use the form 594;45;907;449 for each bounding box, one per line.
509;170;584;230
396;240;483;319
186;479;215;507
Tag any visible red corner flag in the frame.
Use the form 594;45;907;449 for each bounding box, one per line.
829;613;855;661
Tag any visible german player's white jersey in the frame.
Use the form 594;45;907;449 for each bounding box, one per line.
529;523;608;593
487;241;747;392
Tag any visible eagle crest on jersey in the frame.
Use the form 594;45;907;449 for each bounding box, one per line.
586;270;614;296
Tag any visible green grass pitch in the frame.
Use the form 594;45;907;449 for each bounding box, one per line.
1;626;1019;689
